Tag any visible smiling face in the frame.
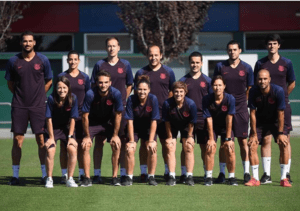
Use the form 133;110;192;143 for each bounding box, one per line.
56;81;69;100
257;70;271;90
174;88;186;103
266;40;280;55
227;44;241;61
67;53;80;70
106;38;120;58
97;75;111;94
213;79;226;97
21;35;36;53
137;82;150;101
147;46;162;69
189;56;202;74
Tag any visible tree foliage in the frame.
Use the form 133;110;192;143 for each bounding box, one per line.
117;1;213;63
0;1;30;51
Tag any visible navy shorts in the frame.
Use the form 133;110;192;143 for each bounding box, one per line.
89;124;114;142
284;103;292;133
75;120;84;140
171;127;189;140
11;107;46;134
194;121;208;145
156;120;168;140
44;128;74;146
212;127;234;143
232;111;249;138
256;123;288;145
119;109;128;141
132;131;158;143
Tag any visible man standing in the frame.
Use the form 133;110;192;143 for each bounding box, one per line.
135;45;176;182
5;31;53;185
214;40;254;183
90;37;133;183
246;69;291;187
179;51;212;183
254;34;295;184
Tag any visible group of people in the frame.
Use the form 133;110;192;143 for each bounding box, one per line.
5;31;295;188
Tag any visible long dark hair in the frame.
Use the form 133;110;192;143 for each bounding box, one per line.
136;75;151;89
54;76;73;108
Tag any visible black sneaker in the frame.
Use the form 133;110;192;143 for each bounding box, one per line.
121;176;133;186
120;175;127;184
286;173;293;184
60;175;67;184
186;175;195;186
179;174;187;184
40;176;47;185
204;177;213;186
260;172;272;184
148;176;158;186
78;175;85;185
164;173;169;181
140;174;148;183
81;177;92;187
214;173;226;184
166;175;176;186
203;174;207;181
8;177;20;185
111;177;121;186
228;177;238;186
244;173;251;183
92;176;104;184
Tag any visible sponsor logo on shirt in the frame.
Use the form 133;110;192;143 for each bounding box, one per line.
200;81;206;88
118;68;124;74
106;99;113;106
160;73;166;79
239;70;245;77
18;66;22;69
223;72;229;75
256;97;262;102
78;79;84;85
183;111;190;117
268;97;275;104
221;105;228;112
65;106;71;111
34;64;41;70
243;132;248;136
146;106;152;112
278;65;284;72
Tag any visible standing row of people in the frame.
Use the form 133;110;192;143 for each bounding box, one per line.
5;31;294;187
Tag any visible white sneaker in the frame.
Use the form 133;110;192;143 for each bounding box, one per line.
45;177;53;188
66;177;78;188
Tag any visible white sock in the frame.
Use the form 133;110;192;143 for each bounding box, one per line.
206;170;212;178
280;164;288;180
169;172;175;178
128;174;133;179
186;172;193;177
243;161;250;174
120;168;127;176
228;172;235;178
287;159;291;173
41;165;47;178
68;176;73;180
79;169;84;177
262;157;271;176
251;165;259;181
220;163;226;175
61;169;67;177
164;164;169;174
181;166;187;175
140;165;147;175
148;174;155;179
94;169;101;177
13;165;20;178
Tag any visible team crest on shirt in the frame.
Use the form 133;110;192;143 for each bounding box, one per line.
106;99;113;106
65;106;71;111
221;105;228;112
183;111;190;117
278;65;284;72
146;106;152;112
200;81;206;88
34;64;41;70
239;70;245;77
118;68;124;74
268;97;275;104
78;79;84;85
256;97;262;103
160;73;166;79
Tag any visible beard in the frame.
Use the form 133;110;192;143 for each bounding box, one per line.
22;46;34;53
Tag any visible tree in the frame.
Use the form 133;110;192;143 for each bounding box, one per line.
0;1;30;51
117;1;213;63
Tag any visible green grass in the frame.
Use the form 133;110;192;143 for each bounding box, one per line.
0;137;299;211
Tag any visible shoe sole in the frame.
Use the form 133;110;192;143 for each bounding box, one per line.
204;183;213;186
45;186;53;188
260;181;272;184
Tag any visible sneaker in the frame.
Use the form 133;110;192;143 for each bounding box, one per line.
41;176;47;185
148;176;158;186
204;177;213;186
111;177;121;186
140;174;148;183
92;176;104;184
203;174;207;181
8;177;20;185
280;178;292;187
286;173;293;184
60;174;67;184
179;174;187;184
81;177;92;187
228;177;238;186
245;178;260;186
164;173;169;182
186;175;195;186
66;177;78;188
166;176;176;186
244;173;251;183
121;176;133;186
214;173;226;184
120;175;127;184
45;177;53;188
260;172;272;184
78;175;85;185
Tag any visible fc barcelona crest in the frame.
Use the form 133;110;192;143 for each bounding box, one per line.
106;99;113;106
34;64;41;70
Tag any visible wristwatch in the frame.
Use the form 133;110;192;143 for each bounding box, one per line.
278;131;284;135
225;137;232;141
68;135;74;139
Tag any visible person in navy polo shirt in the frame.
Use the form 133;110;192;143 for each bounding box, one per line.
245;69;291;187
58;50;91;184
162;81;197;186
202;75;237;186
122;75;160;186
179;51;213;183
135;44;176;182
5;31;53;185
81;70;123;187
44;76;79;188
254;34;296;184
214;40;254;184
90;37;133;184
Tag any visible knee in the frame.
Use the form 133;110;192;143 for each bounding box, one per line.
147;142;157;155
165;139;176;153
184;140;194;154
206;145;216;156
126;142;136;155
249;142;258;155
224;142;235;154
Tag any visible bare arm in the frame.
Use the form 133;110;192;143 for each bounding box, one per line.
249;109;257;136
113;112;122;137
46;118;54;139
287;81;295;96
148;120;157;141
225;114;233;139
168;91;173;98
206;117;214;141
246;86;252;100
165;121;172;139
127;120;135;142
45;79;53;93
126;85;133;99
277;110;288;146
187;123;194;138
7;81;14;94
69;118;75;136
82;113;90;138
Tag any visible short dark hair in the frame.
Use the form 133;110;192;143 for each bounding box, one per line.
147;44;162;55
211;75;226;86
105;37;120;46
54;76;73;108
20;31;35;41
265;34;281;45
227;40;241;49
188;51;203;62
136;75;151;89
172;81;188;93
96;70;111;81
67;50;80;59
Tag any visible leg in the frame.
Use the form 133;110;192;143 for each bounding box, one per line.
278;139;291;187
60;141;68;176
182;138;195;174
12;133;24;166
145;141;157;175
93;135;106;174
36;133;46;165
139;140;148;182
261;135;272;176
223;141;236;175
245;139;260;186
45;146;56;178
200;144;206;176
165;138;177;173
77;139;84;177
204;139;216;186
82;142;92;179
67;144;77;178
126;142;137;176
111;141;121;178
